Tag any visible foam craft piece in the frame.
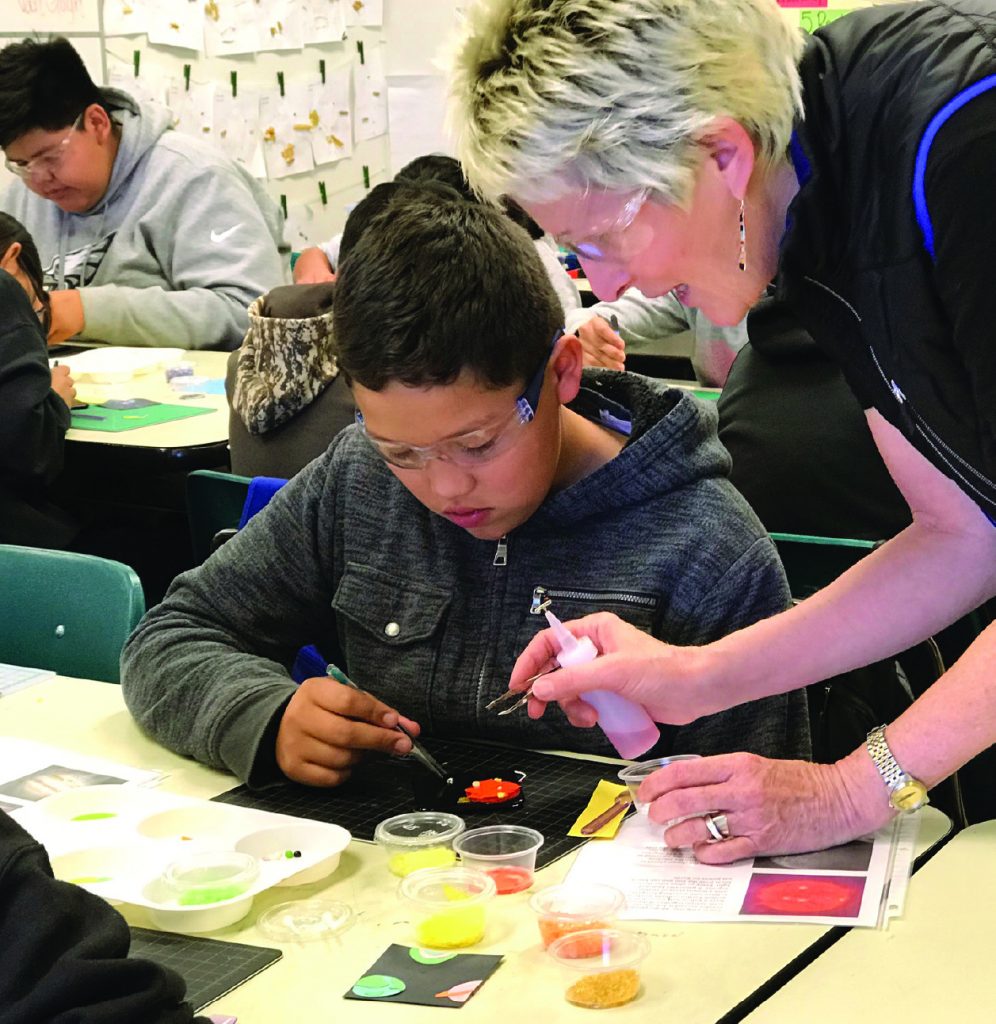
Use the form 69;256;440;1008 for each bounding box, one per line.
568;780;632;839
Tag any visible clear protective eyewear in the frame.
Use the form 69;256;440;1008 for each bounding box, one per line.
356;329;564;470
4;113;84;181
554;189;649;263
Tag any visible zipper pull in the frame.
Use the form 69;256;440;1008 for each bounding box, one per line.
890;380;906;403
493;535;508;567
530;585;551;615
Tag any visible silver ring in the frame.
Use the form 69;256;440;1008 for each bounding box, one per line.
704;813;730;841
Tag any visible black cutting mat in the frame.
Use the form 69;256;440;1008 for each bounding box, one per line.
212;737;621;869
129;927;282;1012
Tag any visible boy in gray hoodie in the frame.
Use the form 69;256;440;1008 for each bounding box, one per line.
121;185;809;789
0;37;284;350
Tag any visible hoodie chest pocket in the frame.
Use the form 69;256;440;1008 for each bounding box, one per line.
332;563;451;714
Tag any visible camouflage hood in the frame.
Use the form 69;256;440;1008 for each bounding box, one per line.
231;283;339;435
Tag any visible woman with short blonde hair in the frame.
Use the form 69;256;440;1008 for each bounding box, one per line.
448;0;996;860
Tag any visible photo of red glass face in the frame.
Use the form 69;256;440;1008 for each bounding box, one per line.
740;873;866;919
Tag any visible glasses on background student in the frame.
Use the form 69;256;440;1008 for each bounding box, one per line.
3;112;84;183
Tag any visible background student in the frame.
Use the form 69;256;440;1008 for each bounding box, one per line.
225;186;420;479
0;37;285;350
0;212;79;548
567;289;747;387
293;153;581;317
121;186;808;788
0;811;212;1023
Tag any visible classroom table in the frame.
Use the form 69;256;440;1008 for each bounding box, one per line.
63;349;231;472
3;677;951;1024
742;819;996;1023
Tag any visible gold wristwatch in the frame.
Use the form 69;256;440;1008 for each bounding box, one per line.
865;725;929;813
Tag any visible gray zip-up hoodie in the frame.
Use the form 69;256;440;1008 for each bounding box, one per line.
121;371;809;785
1;89;285;349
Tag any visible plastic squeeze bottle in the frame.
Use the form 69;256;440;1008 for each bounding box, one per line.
544;610;660;760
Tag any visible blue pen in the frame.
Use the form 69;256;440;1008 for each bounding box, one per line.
72;413;106;421
325;663;452;784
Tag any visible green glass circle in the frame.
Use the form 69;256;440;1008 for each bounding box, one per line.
409;947;457;965
351;974;406;999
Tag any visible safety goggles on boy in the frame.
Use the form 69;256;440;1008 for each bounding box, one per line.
356;329;564;470
4;113;85;181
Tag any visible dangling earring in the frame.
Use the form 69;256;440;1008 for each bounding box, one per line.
738;200;747;273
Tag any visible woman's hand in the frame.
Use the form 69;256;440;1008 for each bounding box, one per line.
50;364;77;408
510;612;725;726
641;748;891;864
275;676;419;786
577;316;626;371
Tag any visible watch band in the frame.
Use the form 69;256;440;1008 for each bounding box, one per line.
865;725;929;813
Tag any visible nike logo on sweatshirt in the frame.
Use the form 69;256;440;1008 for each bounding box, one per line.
210;224;243;243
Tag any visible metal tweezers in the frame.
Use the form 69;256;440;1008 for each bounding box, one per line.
484;668;557;716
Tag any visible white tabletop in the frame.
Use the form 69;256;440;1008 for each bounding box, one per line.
66;350;230;450
744;819;996;1023
2;678;952;1024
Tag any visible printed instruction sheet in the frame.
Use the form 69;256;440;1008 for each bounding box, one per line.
566;813;919;928
0;739;163;816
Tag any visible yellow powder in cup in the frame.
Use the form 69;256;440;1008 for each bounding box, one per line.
566;969;641;1008
415;905;486;949
388;846;456;877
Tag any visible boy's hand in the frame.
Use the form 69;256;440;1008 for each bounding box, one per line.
50;364;77;408
47;290;85;345
275;676;420;786
292;246;336;284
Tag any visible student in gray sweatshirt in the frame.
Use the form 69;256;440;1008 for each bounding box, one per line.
121;185;808;789
0;37;284;350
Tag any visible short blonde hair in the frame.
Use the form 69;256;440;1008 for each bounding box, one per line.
447;0;804;205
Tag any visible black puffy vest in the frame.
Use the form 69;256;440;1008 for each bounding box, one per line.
778;0;996;519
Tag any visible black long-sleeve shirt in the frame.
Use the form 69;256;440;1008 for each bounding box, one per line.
0;811;209;1024
0;269;77;547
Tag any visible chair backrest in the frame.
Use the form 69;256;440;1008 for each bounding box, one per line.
186;469;253;564
770;532;878;601
0;545;145;683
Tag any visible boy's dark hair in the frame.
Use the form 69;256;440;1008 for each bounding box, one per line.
394;154;474;201
340;182;409;261
339;179;467;263
0;38;105;149
333;188;562;391
393;154;546;239
0;212;50;332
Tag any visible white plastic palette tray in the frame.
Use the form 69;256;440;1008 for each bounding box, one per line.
51;347;185;384
19;784;351;933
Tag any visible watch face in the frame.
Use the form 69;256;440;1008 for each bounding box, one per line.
892;782;928;813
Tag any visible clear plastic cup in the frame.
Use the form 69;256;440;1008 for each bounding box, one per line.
530;883;626;948
162;850;259;907
374;811;466;877
452;825;544;894
548;928;651;1009
617;755;702;816
257;899;353;947
399;866;496;949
